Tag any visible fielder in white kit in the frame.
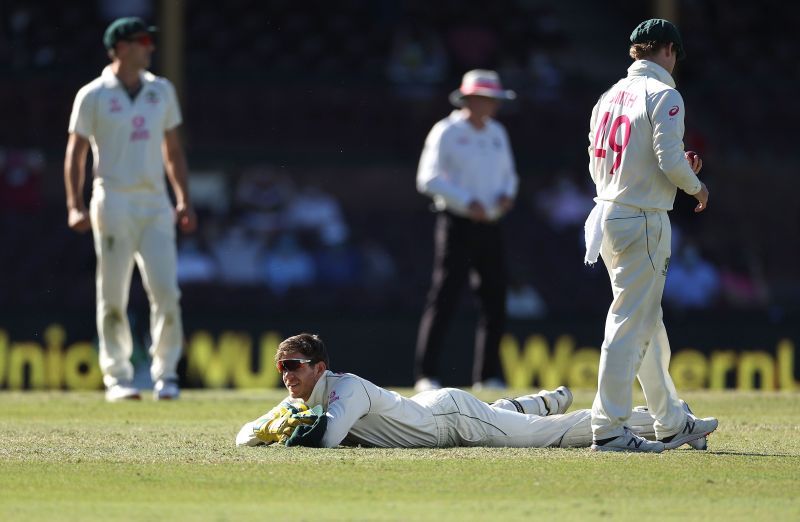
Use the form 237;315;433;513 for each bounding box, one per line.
64;17;196;402
583;19;717;452
236;334;709;449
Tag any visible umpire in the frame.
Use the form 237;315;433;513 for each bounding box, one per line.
414;70;518;392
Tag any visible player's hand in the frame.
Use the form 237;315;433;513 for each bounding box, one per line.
254;402;310;444
693;182;709;213
496;195;514;217
67;207;91;233
285;409;327;448
685;151;703;174
467;200;488;222
175;203;197;233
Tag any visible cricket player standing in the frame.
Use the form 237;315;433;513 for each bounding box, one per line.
64;17;196;402
583;19;717;451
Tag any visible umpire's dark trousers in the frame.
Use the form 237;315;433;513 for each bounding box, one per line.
415;211;507;384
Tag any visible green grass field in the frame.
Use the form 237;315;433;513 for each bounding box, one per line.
2;389;799;521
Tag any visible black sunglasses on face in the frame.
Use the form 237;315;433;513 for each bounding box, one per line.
276;358;314;373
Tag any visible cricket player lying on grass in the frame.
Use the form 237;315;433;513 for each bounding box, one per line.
236;334;715;452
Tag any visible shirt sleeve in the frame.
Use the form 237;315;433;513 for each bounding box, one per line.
68;85;96;139
587;98;602;183
319;376;371;448
416;122;473;212
649;89;701;195
163;79;183;131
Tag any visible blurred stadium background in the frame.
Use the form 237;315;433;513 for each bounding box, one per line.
1;0;798;390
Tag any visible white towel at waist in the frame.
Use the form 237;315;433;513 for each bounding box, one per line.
584;199;612;265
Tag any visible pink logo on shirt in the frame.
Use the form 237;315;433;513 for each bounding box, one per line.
109;98;122;113
328;390;340;405
668;105;680;116
457;136;469;145
130;115;150;141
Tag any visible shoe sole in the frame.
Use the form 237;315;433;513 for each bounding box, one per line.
590;444;664;453
555;386;573;414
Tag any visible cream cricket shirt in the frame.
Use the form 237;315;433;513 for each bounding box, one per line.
68;66;182;193
417;110;518;221
587;60;701;210
237;370;439;448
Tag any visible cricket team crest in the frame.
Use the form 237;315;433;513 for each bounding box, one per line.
145;90;160;105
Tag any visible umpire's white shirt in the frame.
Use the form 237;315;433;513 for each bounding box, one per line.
417;110;518;221
68;66;182;193
588;60;701;210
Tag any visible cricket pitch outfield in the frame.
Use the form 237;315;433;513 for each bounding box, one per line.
1;389;798;521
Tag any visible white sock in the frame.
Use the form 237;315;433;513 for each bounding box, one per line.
490;396;548;416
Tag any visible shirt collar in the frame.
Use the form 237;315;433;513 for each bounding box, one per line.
101;65;149;89
305;370;333;407
627;60;675;88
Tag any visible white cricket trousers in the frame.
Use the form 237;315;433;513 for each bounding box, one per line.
591;203;685;440
90;186;184;388
417;388;599;448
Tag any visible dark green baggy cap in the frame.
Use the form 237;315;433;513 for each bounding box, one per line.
103;17;157;50
630;18;685;60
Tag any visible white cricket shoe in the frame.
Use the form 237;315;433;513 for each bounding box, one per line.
538;386;573;415
681;401;709;450
659;401;718;450
154;379;180;400
414;377;442;393
591;427;665;453
105;382;141;402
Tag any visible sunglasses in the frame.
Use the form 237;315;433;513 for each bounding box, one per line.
276;358;315;373
123;33;154;47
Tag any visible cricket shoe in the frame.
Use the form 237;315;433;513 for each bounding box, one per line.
414;377;442;393
105;382;141;402
658;400;717;450
681;400;708;450
591;427;665;453
154;379;180;400
539;386;573;415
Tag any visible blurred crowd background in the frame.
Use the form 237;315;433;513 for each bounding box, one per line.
1;0;798;340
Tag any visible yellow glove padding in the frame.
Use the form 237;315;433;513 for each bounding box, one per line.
253;401;320;444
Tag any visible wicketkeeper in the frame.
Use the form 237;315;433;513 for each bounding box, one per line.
236;333;713;450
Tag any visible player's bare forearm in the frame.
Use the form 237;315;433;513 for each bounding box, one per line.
64;133;89;210
162;128;197;233
162;129;190;206
64;133;92;233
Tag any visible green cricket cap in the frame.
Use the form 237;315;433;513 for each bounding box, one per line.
629;18;686;60
103;17;157;50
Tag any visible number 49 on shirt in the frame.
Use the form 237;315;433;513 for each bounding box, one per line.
593;111;631;175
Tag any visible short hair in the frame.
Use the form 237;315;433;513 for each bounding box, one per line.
275;333;330;369
629;41;669;60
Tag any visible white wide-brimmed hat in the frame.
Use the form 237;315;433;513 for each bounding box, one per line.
449;69;517;107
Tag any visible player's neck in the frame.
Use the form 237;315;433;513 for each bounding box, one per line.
110;61;143;93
